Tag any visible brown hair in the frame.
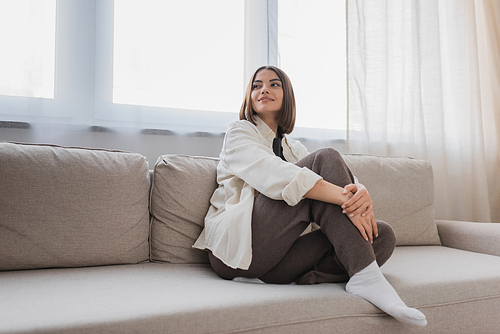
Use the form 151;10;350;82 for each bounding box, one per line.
239;65;296;135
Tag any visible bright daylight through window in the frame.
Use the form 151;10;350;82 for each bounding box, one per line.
113;0;245;114
0;0;56;99
0;0;346;138
278;0;346;134
113;0;346;136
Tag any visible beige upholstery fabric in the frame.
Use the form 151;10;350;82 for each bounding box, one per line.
0;142;150;271
149;153;440;264
1;246;499;333
436;220;500;257
150;155;218;264
343;154;441;246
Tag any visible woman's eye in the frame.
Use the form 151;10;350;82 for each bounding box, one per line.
252;84;261;90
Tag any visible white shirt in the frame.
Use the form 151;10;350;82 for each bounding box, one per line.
193;116;322;270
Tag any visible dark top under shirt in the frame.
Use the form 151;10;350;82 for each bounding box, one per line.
272;137;287;161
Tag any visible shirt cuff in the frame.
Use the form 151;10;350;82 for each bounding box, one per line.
282;167;322;206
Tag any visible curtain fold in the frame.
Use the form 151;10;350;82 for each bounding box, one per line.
347;0;500;222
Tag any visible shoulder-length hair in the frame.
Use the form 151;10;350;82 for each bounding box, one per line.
239;65;296;135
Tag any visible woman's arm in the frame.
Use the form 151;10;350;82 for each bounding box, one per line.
304;180;373;214
304;179;352;206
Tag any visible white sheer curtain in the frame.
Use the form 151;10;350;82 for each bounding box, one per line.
347;0;500;223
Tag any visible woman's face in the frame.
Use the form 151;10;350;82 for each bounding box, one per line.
251;69;284;120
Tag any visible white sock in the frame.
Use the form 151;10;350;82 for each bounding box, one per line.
232;277;265;284
345;261;427;326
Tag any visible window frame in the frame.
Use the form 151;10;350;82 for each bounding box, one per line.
0;0;347;139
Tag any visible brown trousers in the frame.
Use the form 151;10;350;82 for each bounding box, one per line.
209;148;396;284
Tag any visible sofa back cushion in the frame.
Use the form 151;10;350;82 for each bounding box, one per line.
0;142;150;271
343;154;440;246
149;152;440;264
150;155;218;264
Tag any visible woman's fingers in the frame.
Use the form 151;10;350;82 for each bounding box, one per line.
343;196;370;217
350;214;374;243
345;202;369;217
343;183;358;193
354;222;369;242
372;216;379;238
344;184;376;242
342;193;363;213
342;186;372;216
342;184;360;203
361;204;373;217
364;218;373;243
365;211;378;238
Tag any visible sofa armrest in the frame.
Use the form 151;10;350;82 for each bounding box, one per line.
436;220;500;257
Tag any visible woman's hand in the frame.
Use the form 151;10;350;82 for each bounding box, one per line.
341;183;373;218
349;210;378;243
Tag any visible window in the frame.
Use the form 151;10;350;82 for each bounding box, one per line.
0;0;346;139
278;0;346;138
0;0;56;99
113;0;244;114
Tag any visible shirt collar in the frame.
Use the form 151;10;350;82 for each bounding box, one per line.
254;115;294;160
254;115;276;139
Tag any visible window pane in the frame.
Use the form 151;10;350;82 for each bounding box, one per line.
278;0;346;132
0;0;56;99
113;0;244;113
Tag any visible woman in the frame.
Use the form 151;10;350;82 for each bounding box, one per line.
193;66;427;326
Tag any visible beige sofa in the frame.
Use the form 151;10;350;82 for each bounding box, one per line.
1;141;499;334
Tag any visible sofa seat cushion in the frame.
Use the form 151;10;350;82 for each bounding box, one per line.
0;142;150;271
381;246;500;304
1;246;499;334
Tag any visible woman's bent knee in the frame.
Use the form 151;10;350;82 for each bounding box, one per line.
377;221;396;248
305;148;353;186
374;220;396;267
314;147;342;162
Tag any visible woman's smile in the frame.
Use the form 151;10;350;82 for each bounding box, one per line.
258;97;275;102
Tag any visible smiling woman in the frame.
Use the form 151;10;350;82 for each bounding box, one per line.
194;65;427;327
240;66;296;137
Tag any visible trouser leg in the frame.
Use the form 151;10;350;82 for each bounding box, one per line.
258;229;336;284
294;220;395;284
291;148;396;277
208;148;396;283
